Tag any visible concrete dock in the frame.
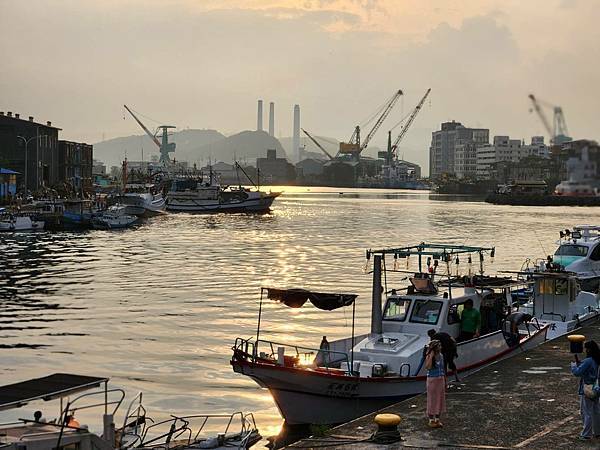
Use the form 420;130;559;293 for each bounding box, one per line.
288;323;600;449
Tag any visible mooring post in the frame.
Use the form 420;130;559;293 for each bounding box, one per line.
371;254;383;334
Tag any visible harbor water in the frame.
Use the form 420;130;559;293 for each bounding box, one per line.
1;187;598;440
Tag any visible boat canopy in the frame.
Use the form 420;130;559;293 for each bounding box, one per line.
367;242;495;260
265;287;357;310
0;373;108;411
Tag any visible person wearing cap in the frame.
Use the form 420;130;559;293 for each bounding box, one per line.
425;339;446;428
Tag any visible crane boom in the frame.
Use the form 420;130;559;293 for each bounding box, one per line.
124;105;162;149
361;89;403;151
528;94;553;138
301;128;334;160
391;88;431;153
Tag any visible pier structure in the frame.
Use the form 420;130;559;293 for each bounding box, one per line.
288;323;600;449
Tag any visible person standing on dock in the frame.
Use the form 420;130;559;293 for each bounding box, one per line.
427;329;459;382
571;340;600;441
425;340;446;428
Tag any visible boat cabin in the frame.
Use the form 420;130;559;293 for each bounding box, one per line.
529;273;598;322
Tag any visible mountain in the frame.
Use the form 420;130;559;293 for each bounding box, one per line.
93;129;288;167
185;130;288;165
93;129;226;167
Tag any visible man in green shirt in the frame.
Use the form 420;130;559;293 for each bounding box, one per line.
458;298;481;342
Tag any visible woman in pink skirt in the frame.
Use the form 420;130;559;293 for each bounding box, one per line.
425;340;446;428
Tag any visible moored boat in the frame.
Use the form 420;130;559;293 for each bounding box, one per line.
92;205;138;230
0;210;45;231
231;243;549;425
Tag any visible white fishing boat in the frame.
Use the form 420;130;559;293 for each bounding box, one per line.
93;205;138;230
549;225;600;291
0;373;261;450
0;210;45;231
115;184;167;217
166;165;280;213
509;268;600;341
231;243;549;425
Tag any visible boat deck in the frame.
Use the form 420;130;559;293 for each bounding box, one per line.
288;322;600;449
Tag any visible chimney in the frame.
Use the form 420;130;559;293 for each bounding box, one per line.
257;100;263;131
292;104;300;163
29;116;34;122
47;121;52;126
268;102;275;137
7;112;12;117
15;113;20;119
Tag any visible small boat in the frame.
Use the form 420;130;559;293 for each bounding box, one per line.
115;184;167;217
0;210;44;231
549;225;600;291
93;205;138;230
166;164;280;213
509;266;600;341
0;373;261;450
231;243;549;425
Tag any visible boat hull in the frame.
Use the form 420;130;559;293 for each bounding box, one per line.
166;193;279;213
231;326;548;425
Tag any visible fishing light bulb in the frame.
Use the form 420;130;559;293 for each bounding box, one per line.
406;255;410;269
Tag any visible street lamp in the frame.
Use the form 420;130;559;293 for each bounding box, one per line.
17;134;48;192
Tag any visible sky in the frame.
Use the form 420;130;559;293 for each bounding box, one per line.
1;0;599;172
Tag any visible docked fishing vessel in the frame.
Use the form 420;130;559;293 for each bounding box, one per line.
166;165;280;213
0;373;261;450
231;243;549;425
550;225;600;291
92;205;138;230
115;184;166;217
0;210;44;231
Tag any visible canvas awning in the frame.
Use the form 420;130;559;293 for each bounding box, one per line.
0;373;108;411
265;288;357;311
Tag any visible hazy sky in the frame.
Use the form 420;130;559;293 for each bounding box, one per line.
1;0;599;171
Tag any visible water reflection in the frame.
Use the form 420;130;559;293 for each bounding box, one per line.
1;188;600;444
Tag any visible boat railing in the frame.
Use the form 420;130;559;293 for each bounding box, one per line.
137;412;256;448
233;337;353;375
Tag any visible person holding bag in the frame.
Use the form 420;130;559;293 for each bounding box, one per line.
425;340;446;428
571;340;600;440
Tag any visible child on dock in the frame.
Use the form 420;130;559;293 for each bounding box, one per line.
425;340;446;428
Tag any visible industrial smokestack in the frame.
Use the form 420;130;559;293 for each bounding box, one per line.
257;100;263;131
292;104;300;162
268;102;274;137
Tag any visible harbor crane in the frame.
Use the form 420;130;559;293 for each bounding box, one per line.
340;89;403;161
301;128;335;160
387;88;431;163
124;105;176;164
528;94;571;145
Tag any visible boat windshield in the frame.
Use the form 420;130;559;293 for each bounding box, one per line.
410;299;443;325
554;245;588;257
383;298;411;321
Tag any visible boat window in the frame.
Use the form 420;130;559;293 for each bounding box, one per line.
590;245;600;261
447;302;465;324
554;245;588;257
410;299;443;325
383;298;411;321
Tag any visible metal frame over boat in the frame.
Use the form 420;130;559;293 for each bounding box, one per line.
0;373;261;450
231;243;549;425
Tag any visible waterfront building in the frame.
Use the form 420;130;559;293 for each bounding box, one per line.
58;140;93;192
0;110;94;193
92;159;106;176
476;136;550;179
429;121;489;178
257;149;296;184
0;111;60;191
295;158;325;177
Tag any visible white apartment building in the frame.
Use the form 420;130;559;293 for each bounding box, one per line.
475;136;549;179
